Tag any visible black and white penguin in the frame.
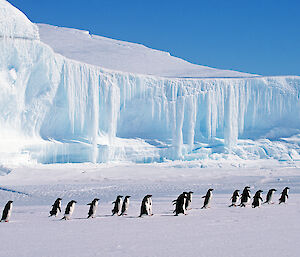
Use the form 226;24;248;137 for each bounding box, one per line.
120;196;131;216
239;186;251;207
139;195;153;217
185;191;193;210
61;200;77;220
87;198;99;218
1;201;13;222
201;189;214;209
112;195;123;216
264;189;277;204
229;190;240;207
173;192;188;215
49;198;62;217
279;187;290;204
252;190;263;208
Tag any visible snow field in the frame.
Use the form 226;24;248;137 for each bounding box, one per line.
1;192;299;257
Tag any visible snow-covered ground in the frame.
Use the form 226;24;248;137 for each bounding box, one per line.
1;160;300;257
37;23;254;78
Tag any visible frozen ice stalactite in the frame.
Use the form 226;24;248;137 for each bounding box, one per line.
1;0;300;164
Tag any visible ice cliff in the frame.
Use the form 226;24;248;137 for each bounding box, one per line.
1;0;300;165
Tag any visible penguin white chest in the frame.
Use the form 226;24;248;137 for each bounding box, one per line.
6;204;13;221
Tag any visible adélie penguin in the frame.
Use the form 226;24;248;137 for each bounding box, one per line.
252;190;263;208
120;196;131;216
279;187;290;204
229;190;240;207
61;200;77;220
264;189;277;204
112;195;123;216
1;201;13;222
139;195;153;217
201;189;214;209
87;198;99;218
185;191;193;210
239;186;251;207
49;198;62;217
173;192;188;216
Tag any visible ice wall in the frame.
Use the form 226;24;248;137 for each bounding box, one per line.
1;0;300;164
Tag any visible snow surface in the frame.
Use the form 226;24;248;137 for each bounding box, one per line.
1;161;300;257
37;23;254;78
1;0;300;165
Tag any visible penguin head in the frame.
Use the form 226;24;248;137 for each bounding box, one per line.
7;200;13;204
94;198;100;201
147;194;152;198
183;191;188;195
125;196;131;198
209;188;214;191
118;195;123;198
189;191;194;194
285;187;290;190
57;198;62;201
271;189;277;192
71;200;77;204
258;190;263;193
235;189;240;192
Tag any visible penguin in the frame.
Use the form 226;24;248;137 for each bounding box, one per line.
239;186;251;207
49;198;62;217
229;190;240;207
139;195;153;217
185;191;193;210
112;195;123;216
87;198;99;218
252;190;263;208
1;200;13;222
279;187;290;204
201;189;214;209
264;189;277;204
120;196;131;216
173;192;188;216
61;200;77;220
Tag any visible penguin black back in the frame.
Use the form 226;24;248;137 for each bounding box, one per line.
201;189;214;209
174;192;188;216
49;198;62;217
1;200;13;222
279;187;290;204
87;198;99;218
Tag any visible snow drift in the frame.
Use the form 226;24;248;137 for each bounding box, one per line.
1;0;300;165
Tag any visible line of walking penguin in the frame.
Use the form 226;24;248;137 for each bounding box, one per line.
0;187;290;222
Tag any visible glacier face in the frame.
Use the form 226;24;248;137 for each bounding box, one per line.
1;0;300;165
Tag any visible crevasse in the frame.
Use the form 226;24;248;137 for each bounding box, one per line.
1;0;300;164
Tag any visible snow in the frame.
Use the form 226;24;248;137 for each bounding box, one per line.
1;0;300;165
1;161;300;257
37;23;254;78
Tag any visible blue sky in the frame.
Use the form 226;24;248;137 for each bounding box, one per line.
9;0;300;76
